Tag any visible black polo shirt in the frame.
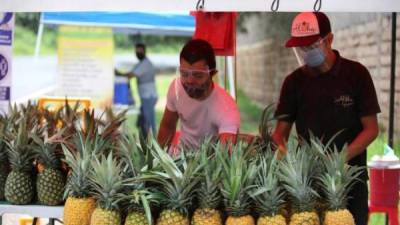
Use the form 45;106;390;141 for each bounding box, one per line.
275;50;381;168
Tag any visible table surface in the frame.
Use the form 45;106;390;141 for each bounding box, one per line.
0;202;63;219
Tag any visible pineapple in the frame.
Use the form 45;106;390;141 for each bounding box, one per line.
217;142;257;225
250;150;287;225
192;139;223;225
32;134;66;205
4;119;36;205
278;144;320;225
0;146;9;200
116;133;156;225
138;139;202;225
314;145;364;225
89;153;124;225
62;138;96;225
0;116;10;200
120;188;160;225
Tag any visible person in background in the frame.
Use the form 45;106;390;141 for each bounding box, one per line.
115;43;158;136
272;12;380;225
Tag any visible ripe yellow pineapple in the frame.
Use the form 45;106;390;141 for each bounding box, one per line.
314;144;363;225
250;150;287;225
64;197;96;225
138;140;200;225
89;153;124;225
278;143;320;225
217;142;256;225
116;133;157;225
62;133;96;225
192;140;223;225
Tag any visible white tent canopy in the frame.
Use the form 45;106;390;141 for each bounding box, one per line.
1;0;400;12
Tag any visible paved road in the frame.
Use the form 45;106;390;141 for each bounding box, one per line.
11;54;178;103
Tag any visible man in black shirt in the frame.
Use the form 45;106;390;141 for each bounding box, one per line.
272;12;380;225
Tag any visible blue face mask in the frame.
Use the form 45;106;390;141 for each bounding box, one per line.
304;47;326;67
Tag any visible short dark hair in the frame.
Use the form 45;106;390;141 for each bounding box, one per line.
180;39;216;70
135;43;146;50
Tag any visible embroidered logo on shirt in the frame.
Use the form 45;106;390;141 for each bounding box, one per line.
334;95;354;108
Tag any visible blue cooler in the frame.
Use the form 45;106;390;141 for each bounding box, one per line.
113;76;135;106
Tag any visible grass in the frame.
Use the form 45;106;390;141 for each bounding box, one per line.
13;25;184;56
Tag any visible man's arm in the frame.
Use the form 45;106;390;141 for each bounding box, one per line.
157;107;179;148
114;69;135;79
271;121;293;155
346;114;379;161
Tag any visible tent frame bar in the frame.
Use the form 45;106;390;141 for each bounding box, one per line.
388;12;397;148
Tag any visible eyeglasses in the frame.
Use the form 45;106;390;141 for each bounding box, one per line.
299;36;327;51
179;67;214;79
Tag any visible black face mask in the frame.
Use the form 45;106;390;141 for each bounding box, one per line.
136;53;145;60
182;78;212;99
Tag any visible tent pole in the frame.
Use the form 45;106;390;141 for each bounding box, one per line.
387;12;397;225
224;56;228;90
34;13;44;58
389;12;397;148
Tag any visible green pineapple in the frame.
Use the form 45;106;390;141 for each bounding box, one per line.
250;150;287;225
89;153;124;225
217;142;257;225
4;119;36;205
278;142;320;225
32;134;66;205
192;139;223;225
138;139;202;225
0;116;10;200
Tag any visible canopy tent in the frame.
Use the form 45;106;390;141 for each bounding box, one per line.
41;12;195;36
1;0;400;12
35;12;195;56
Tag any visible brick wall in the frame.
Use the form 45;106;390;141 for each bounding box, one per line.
237;14;400;135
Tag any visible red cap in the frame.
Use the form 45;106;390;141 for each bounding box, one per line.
285;12;331;48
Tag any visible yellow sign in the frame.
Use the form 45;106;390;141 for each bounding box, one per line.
57;25;114;109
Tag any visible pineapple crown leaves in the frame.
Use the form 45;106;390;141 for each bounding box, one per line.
136;139;203;216
5;118;37;172
60;99;81;124
63;130;111;158
31;133;63;169
116;133;152;178
0;117;10;160
62;143;93;199
317;146;365;210
217;141;257;216
249;150;286;216
89;152;125;211
196;138;223;209
258;104;277;144
278;144;320;212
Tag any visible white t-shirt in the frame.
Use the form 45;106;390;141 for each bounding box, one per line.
166;77;240;148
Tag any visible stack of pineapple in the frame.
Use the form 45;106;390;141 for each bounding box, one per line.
0;101;365;225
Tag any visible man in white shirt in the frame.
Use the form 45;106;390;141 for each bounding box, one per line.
157;39;240;149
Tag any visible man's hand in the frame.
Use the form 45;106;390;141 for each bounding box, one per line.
271;121;292;158
346;114;379;161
